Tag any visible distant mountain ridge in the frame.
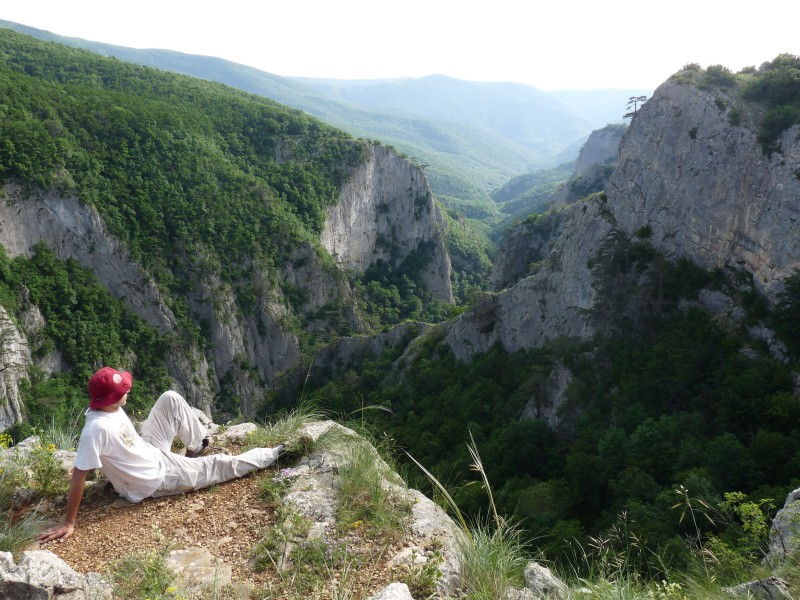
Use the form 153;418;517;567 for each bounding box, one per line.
0;19;649;205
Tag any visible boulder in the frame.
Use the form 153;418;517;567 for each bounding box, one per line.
213;423;258;446
766;487;800;563
723;576;792;599
0;550;112;599
524;562;569;598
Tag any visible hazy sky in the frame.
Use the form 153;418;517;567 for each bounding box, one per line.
3;1;799;91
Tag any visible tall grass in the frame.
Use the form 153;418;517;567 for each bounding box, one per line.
408;430;528;599
43;407;85;451
0;510;44;555
336;439;409;539
247;400;329;454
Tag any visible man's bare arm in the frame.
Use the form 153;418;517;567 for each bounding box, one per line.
37;467;90;543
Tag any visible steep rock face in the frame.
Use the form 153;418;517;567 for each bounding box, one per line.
445;194;612;360
445;79;800;361
520;363;573;429
548;124;625;210
321;144;453;302
574;125;626;176
187;269;300;416
0;184;176;332
282;241;363;334
0;305;28;430
489;210;569;292
491;124;624;292
0;183;218;412
608;82;800;295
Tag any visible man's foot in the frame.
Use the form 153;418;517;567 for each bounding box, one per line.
276;444;286;457
185;438;210;458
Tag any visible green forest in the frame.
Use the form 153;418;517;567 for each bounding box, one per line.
2;26;800;589
286;228;800;575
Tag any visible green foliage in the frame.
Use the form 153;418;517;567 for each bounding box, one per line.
0;243;169;431
441;207;494;302
742;54;800;153
408;433;529;599
0;28;367;331
0;510;43;556
0;436;71;501
353;249;455;328
107;548;181;600
403;548;443;598
771;268;800;356
288;240;800;577
727;107;743;126
701;65;738;89
456;518;527;599
257;471;293;509
672;485;777;586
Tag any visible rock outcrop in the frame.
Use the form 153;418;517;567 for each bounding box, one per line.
444;78;800;362
722;576;793;600
548;123;625;210
321;144;453;303
272;421;461;596
767;486;800;564
0;550;112;599
573;124;626;177
609;82;800;295
0;305;27;430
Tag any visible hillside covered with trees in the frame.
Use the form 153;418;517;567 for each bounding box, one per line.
0;28;456;429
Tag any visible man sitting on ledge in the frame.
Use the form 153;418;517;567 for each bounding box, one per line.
38;366;284;543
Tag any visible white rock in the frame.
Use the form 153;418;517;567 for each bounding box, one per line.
366;582;414;600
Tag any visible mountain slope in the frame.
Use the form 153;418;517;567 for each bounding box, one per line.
0;19;645;205
0;28;451;429
294;75;635;154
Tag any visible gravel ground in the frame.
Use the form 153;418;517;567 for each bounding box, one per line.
33;451;407;599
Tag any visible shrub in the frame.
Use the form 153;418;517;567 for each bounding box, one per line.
741;54;800;152
703;65;737;88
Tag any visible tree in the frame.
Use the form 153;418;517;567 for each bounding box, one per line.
624;95;648;119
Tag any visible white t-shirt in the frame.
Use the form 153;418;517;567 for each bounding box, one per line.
75;407;166;502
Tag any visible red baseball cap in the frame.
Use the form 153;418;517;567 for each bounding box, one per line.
88;367;132;409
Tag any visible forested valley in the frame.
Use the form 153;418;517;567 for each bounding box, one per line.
2;26;800;591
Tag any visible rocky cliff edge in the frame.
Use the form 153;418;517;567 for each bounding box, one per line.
445;77;800;361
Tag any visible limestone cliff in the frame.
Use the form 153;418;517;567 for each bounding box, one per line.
490;124;625;292
321;144;453;303
0;305;28;430
0;142;452;424
548;123;625;211
444;76;800;362
0;183;218;414
608;81;800;294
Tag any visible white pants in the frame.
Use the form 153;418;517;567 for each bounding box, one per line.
139;391;280;497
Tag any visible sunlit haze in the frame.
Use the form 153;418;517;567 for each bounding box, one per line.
3;0;799;91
